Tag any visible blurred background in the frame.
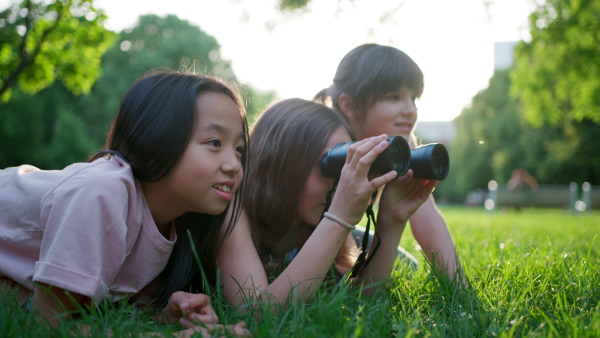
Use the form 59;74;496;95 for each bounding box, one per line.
1;0;599;205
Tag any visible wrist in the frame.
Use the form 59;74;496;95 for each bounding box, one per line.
323;212;356;230
155;309;171;324
376;207;409;230
326;204;363;226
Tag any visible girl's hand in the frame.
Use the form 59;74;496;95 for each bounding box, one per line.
162;291;218;325
328;135;399;225
175;321;252;337
378;169;438;227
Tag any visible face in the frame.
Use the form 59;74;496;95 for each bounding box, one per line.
352;87;418;141
153;92;245;219
297;127;352;227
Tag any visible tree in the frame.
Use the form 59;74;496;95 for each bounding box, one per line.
0;0;114;102
0;13;274;169
83;14;273;144
510;0;600;184
511;0;600;126
278;0;311;11
441;62;600;204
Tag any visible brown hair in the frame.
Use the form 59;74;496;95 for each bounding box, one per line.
245;98;356;271
314;43;424;121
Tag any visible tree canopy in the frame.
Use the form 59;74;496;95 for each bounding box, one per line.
511;0;600;126
437;0;600;201
0;13;274;169
0;0;114;102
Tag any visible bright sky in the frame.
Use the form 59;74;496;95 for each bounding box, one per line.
6;0;537;121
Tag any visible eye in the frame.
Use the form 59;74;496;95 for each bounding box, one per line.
315;154;326;167
235;145;246;155
208;139;221;148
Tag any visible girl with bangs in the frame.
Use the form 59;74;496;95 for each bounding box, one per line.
212;98;436;310
315;43;467;285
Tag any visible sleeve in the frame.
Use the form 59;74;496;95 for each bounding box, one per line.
33;172;133;302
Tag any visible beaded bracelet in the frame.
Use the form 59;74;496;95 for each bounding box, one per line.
323;212;356;231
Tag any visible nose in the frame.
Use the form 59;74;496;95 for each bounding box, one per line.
401;98;417;116
221;148;242;175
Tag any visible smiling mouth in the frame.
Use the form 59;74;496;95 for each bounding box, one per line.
213;184;232;192
395;123;413;129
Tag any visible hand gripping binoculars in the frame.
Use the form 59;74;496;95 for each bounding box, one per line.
320;136;449;181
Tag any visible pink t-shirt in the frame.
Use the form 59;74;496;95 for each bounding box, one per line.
0;156;176;303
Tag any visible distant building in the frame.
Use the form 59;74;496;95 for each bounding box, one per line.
414;121;456;145
494;41;518;70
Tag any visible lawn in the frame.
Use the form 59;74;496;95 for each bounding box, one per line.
1;207;599;337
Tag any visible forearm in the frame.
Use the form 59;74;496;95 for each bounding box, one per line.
409;197;467;284
220;218;351;308
260;219;350;302
356;220;406;293
32;283;88;326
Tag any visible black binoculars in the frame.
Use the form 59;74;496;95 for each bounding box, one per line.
320;136;449;181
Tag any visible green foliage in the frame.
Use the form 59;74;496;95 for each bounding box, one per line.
441;62;600;202
509;0;600;185
95;13;274;122
279;0;312;11
45;110;97;167
0;13;275;169
244;84;276;126
430;0;600;196
511;0;600;126
0;0;115;102
0;89;47;167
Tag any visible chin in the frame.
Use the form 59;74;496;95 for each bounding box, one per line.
200;205;228;216
299;217;319;227
395;132;411;140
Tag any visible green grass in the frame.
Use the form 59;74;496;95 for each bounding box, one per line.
2;207;599;337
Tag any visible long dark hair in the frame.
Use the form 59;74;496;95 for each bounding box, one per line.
90;70;249;308
245;98;355;268
314;43;424;121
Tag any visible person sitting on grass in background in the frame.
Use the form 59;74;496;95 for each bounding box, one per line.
315;43;467;285
507;169;538;191
210;98;436;312
506;168;539;212
0;71;250;337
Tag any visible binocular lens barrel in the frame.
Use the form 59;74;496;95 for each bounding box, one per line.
409;143;449;181
320;137;450;181
321;136;411;178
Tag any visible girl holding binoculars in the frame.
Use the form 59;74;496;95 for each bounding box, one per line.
314;43;467;285
213;98;436;310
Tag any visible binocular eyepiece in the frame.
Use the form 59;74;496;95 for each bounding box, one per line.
320;136;449;181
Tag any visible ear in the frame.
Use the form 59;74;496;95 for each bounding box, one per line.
338;93;356;121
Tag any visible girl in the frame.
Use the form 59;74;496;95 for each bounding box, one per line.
0;71;250;336
214;98;436;309
314;43;467;284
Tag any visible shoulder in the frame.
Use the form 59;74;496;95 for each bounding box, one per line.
1;157;135;196
38;157;145;246
49;157;137;201
34;157;140;220
1;159;135;218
